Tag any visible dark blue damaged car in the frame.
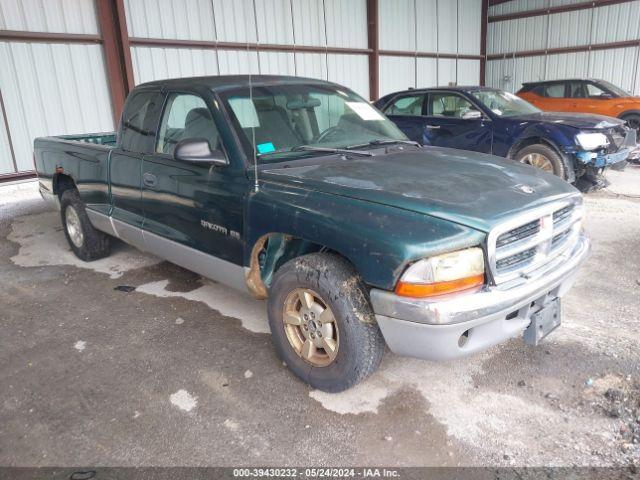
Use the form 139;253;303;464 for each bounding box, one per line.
375;86;639;187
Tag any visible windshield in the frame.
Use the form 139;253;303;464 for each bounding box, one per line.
472;90;540;117
219;84;408;163
596;80;628;97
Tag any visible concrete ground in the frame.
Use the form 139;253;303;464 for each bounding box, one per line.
1;166;639;467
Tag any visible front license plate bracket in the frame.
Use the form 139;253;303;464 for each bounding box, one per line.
523;299;561;346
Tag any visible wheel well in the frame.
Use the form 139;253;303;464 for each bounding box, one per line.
619;110;640;120
53;173;77;198
245;233;343;299
508;137;560;160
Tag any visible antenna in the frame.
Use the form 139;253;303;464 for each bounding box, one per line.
248;4;259;193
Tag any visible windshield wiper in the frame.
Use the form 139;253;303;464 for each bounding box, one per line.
345;139;421;149
256;145;374;158
292;145;374;157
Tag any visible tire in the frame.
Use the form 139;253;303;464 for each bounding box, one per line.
515;144;566;179
621;113;640;132
60;189;111;261
267;253;385;392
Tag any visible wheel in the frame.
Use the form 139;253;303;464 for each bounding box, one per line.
60;189;111;261
621;113;640;132
267;253;385;392
516;144;566;179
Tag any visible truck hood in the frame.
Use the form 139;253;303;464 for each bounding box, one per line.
513;111;625;129
261;147;579;232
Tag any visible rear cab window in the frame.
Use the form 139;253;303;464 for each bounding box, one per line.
119;90;164;153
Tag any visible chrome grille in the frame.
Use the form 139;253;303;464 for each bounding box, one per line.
488;200;584;286
496;220;540;248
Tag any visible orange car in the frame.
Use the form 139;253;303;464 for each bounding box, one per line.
517;79;640;132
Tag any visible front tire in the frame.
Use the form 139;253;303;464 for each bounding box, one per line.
621;113;640;133
516;144;566;179
60;189;110;261
267;253;385;392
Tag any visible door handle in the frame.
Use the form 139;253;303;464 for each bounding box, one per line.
143;172;157;187
426;125;441;130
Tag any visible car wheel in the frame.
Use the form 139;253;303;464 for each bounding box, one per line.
516;144;566;179
60;189;111;261
621;113;640;132
267;252;385;392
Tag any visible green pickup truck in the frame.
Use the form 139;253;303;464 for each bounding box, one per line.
35;75;590;392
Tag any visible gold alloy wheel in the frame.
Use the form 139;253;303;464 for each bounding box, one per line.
520;153;554;173
282;288;339;367
65;205;84;248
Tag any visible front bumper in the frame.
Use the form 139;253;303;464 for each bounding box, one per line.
370;234;590;361
575;148;630;168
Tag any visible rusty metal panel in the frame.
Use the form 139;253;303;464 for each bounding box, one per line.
0;42;114;172
0;0;98;34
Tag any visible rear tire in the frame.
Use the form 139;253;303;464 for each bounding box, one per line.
267;253;385;392
60;189;111;261
516;144;566;179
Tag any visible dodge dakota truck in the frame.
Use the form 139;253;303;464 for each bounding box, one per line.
35;75;590;392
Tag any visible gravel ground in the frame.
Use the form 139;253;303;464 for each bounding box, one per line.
0;166;639;467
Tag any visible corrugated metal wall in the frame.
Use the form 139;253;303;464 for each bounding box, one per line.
486;0;640;94
0;0;113;176
125;0;371;99
378;0;483;97
0;0;486;177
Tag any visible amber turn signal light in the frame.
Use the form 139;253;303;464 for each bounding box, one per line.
395;273;485;298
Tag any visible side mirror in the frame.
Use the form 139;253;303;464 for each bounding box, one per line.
462;109;483;120
174;138;227;166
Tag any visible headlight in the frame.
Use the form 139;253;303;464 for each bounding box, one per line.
576;132;609;151
396;247;485;298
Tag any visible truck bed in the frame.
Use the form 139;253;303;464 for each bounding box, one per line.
34;132;117;209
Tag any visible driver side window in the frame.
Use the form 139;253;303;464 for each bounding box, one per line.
428;93;475;118
156;93;220;155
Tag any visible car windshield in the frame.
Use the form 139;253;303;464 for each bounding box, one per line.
472;90;540;117
219;83;408;163
596;80;628;97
